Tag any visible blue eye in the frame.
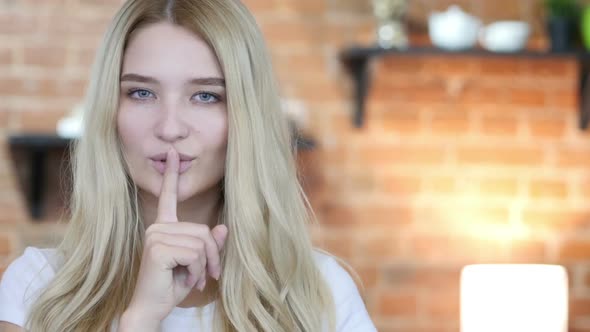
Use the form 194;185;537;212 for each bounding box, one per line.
128;89;155;100
193;92;220;104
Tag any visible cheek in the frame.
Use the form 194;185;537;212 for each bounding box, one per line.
192;111;228;150
117;109;146;152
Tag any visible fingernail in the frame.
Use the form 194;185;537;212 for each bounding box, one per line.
215;268;221;280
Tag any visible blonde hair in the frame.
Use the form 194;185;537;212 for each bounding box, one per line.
26;0;335;331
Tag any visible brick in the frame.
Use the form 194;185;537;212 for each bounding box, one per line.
316;145;348;165
328;111;361;136
477;0;524;21
294;79;345;102
524;58;578;78
328;0;371;14
0;78;24;95
570;298;590;320
423;175;455;194
507;88;548;108
360;205;414;227
430;111;471;134
529;179;568;200
380;175;422;196
409;234;511;262
0;108;12;128
376;291;418;317
0;48;11;64
260;19;317;45
352;264;379;289
558;240;590;262
522;208;590;231
0;78;87;98
357;232;403;261
457;146;544;166
279;0;326;15
47;15;111;36
0;199;27;225
359;145;445;165
74;47;98;67
422;290;460;321
276;53;328;79
510;239;547;262
242;0;279;12
420;57;479;77
379;110;422;133
478;178;519;197
527;117;567;138
315;201;358;226
550;90;578;109
17;109;68;133
583;270;590;289
457;84;508;105
478;58;526;77
452;206;510;225
480;114;519;136
0;13;38;35
0;232;14;255
316;233;355;260
432;0;474;13
557;147;590;168
382;264;461;290
376;57;425;76
23;46;67;68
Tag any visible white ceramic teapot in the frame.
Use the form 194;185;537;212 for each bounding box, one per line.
428;5;482;51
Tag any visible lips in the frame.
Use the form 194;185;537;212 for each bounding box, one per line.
149;152;196;174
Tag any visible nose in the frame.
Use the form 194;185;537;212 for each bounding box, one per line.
154;105;190;142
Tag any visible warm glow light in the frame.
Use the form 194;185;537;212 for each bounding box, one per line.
461;264;568;332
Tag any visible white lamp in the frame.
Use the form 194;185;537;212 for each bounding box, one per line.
461;264;568;332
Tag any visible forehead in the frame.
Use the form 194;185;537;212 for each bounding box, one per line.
121;22;223;81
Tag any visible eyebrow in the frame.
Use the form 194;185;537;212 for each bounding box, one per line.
120;73;225;87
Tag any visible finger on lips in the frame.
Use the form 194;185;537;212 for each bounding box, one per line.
157;148;180;223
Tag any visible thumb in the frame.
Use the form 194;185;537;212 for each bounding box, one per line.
211;224;229;250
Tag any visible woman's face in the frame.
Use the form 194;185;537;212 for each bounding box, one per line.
118;22;227;202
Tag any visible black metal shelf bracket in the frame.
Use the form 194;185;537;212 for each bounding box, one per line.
343;55;371;127
340;46;590;130
579;57;590;130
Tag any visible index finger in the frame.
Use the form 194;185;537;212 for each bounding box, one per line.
157;148;179;222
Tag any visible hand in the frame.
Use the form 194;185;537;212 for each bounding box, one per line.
124;148;228;327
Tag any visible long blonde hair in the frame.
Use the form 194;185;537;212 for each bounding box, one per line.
26;0;335;331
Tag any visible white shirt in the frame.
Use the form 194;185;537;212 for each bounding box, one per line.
0;247;377;331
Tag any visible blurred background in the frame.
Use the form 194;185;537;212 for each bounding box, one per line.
2;0;590;331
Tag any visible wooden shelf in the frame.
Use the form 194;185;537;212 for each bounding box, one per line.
339;45;590;129
8;133;315;220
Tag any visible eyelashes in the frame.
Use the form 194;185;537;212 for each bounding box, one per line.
125;88;223;104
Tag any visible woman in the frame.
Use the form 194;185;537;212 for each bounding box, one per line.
0;0;376;331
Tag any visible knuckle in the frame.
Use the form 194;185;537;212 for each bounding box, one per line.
189;252;202;264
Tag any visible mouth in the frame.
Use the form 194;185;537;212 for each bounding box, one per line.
149;153;196;175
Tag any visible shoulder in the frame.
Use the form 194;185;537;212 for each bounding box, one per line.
313;250;377;332
313;251;359;295
0;247;61;327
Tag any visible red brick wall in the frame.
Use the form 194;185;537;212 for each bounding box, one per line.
2;0;590;331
